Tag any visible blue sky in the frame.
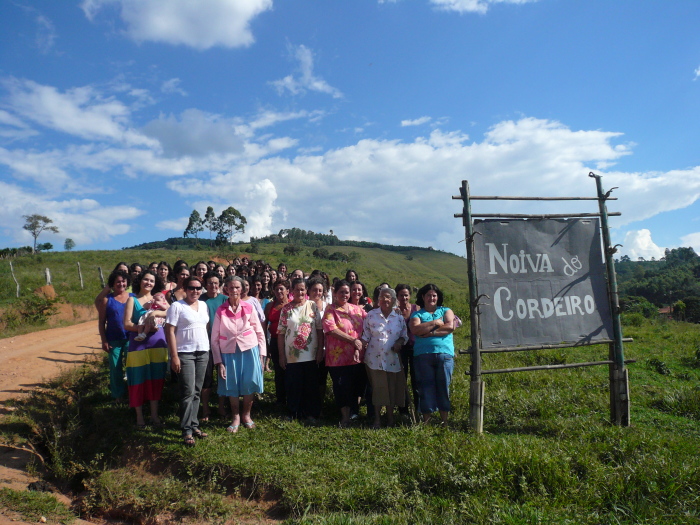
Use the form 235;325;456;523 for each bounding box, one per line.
1;0;699;259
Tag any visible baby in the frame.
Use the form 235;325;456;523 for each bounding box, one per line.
134;292;168;341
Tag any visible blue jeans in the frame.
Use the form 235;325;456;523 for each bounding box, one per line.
414;353;454;414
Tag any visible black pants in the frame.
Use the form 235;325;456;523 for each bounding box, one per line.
268;338;286;404
285;361;321;419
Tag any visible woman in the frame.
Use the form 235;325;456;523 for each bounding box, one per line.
263;280;289;398
409;284;455;426
260;271;273;299
226;264;237;277
322;279;367;427
193;261;209;281
148;261;158;273
168;266;190;304
308;278;329;402
361;288;408;428
345;269;358;283
93;262;130;306
277;278;323;421
165;276;210;446
123;271;169;428
396;284;420;411
249;275;264;301
215;264;226;282
211;276;267;433
129;263;143;284
201;271;228;420
157;261;175;292
97;269;133;403
277;263;287;280
241;278;265;322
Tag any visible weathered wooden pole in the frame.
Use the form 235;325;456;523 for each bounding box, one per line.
77;262;84;289
45;267;52;286
98;267;105;288
462;180;484;433
9;261;20;298
590;172;630;426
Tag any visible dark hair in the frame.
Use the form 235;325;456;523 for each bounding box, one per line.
204;271;221;285
133;270;164;295
291;277;306;290
173;260;188;273
157;261;174;283
350;280;369;305
416;283;444;308
333;279;351;293
184;275;204;289
249;275;263;298
345;269;358;282
207;260;216;269
112;261;129;272
395;283;411;295
307;277;326;293
149;261;158;269
108;269;131;288
273;278;291;291
129;262;143;273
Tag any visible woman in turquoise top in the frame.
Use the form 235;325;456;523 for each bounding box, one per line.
409;283;455;426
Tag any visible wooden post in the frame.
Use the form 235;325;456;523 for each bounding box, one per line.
462;180;484;433
9;261;20;297
591;172;630;426
45;268;51;286
98;267;105;288
77;262;84;289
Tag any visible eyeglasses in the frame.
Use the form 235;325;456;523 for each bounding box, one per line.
186;286;203;291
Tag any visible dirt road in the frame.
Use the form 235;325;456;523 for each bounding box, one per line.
0;321;102;406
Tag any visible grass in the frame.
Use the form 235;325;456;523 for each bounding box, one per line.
0;487;74;524
2;314;700;523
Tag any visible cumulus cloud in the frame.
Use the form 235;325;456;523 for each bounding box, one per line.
622;229;665;260
429;0;540;14
156;217;189;231
0;181;143;246
3;78;156;147
680;232;700;252
81;0;272;50
401;116;432;127
161;78;188;96
270;45;343;99
142;109;245;158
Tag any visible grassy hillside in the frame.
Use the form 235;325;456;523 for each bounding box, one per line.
0;244;469;308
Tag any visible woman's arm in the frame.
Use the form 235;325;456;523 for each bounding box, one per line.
431;309;455;336
164;323;181;373
409;309;455;337
97;295;109;352
123;297;137;333
94;285;111;310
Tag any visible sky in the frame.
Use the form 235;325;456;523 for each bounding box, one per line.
1;0;700;259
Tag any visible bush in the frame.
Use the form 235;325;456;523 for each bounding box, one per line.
619;295;657;318
621;312;646;327
2;293;60;329
682;296;700;323
248;242;260;254
313;248;330;259
284;245;301;256
329;251;349;262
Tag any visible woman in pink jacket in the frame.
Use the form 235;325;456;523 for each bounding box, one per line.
211;276;267;433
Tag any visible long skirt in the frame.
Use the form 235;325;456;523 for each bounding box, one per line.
125;329;168;408
217;346;264;398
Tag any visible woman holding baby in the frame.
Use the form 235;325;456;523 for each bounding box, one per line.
123;270;169;429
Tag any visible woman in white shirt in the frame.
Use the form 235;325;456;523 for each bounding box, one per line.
165;275;210;447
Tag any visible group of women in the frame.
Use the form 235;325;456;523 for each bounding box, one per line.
96;258;457;443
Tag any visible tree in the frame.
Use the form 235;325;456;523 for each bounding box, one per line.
23;214;59;253
64;238;76;251
37;242;53;252
203;206;217;244
183;209;204;239
214;206;247;244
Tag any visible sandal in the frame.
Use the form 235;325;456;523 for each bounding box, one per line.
242;421;256;429
193;430;208;439
183;435;195;447
226;425;239;433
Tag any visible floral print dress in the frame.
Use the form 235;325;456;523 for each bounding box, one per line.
278;300;321;363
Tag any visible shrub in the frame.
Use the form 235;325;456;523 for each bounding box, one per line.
284;245;301;256
2;293;60;329
621;312;646;327
313;248;330;259
619;295;657;318
329;251;349;262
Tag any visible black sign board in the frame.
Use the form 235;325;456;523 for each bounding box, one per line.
473;218;613;348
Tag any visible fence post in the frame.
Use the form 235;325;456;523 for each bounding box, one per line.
98;267;105;288
45;268;52;286
9;261;20;298
77;261;84;289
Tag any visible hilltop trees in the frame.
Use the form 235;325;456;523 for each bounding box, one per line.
23;214;59;254
64;238;76;251
183;206;247;246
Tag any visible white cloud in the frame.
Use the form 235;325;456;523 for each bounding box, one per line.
3;78;156;147
35;15;57;54
681;233;700;252
270;45;343;99
161;78;188;96
81;0;272;50
0;182;143;246
429;0;540;14
694;66;700;81
401;116;432;127
142;109;245;158
156;217;189;231
622;229;665;260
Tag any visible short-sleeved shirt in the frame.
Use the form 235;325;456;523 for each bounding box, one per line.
165;300;210;354
278;300;321;363
362;308;408;372
202;293;228;337
322;303;367;367
410;306;454;357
